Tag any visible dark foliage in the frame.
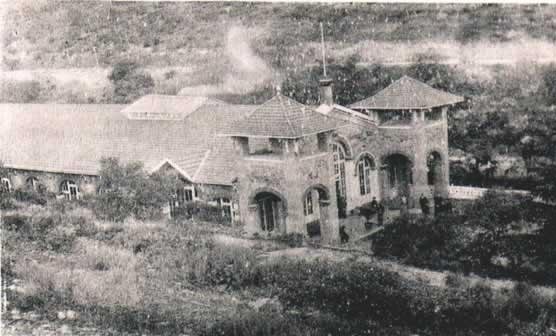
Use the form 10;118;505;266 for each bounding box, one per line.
93;157;175;222
108;61;155;103
253;258;553;335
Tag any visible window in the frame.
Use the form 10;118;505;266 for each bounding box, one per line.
26;176;39;191
331;142;347;197
60;180;79;200
176;185;197;206
303;191;313;216
215;197;233;219
358;157;374;195
1;177;12;193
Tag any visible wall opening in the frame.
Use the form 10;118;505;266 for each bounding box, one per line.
60;180;79;200
303;185;330;238
330;141;347;217
383;154;412;204
253;191;286;233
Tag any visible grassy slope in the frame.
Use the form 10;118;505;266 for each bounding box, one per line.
3;2;556;70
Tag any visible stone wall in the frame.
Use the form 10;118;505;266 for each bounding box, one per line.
4;168;99;197
333;116;449;211
235;136;340;244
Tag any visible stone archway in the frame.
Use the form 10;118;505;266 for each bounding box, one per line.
302;184;331;238
382;153;413;208
250;189;287;234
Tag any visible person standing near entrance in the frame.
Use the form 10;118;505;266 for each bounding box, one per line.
419;194;430;216
340;225;350;243
370;197;378;212
400;195;408;216
377;201;385;226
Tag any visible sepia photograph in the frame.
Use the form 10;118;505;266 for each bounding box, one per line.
1;1;556;335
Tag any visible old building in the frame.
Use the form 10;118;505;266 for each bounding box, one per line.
0;76;463;243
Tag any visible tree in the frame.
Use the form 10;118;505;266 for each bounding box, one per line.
541;65;556;106
94;157;176;222
108;61;155;103
281;56;398;106
465;191;530;267
534;163;556;203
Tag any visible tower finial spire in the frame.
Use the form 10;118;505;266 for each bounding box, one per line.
320;22;327;78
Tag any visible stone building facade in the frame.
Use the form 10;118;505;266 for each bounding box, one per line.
0;76;463;244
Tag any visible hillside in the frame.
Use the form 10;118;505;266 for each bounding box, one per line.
3;2;556;70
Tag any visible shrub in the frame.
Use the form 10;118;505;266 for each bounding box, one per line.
146;226;259;288
252;258;549;335
14;244;144;308
205;308;300;336
503;282;553;322
13;189;48;205
93;157;175;222
274;232;304;248
183;201;232;225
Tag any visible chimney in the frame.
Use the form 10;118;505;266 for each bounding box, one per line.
319;78;334;105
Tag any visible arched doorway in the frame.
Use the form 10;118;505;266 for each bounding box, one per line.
383;154;413;206
330;142;347;217
302;185;331;238
253;191;286;233
427;151;443;195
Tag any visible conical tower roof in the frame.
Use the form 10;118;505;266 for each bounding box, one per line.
350;76;464;110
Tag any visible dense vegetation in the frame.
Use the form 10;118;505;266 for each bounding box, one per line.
2;192;555;335
372;191;556;286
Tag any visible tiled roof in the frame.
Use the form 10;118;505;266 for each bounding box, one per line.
220;94;346;138
0;99;253;185
349;76;464;110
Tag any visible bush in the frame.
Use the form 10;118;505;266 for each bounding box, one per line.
182;201;232;225
13;189;48;205
503;282;553;322
252;258;551;335
93;157;175;222
146;226;259;288
274;232;304;247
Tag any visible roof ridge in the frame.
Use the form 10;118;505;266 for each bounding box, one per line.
192;149;211;181
278;94;298;137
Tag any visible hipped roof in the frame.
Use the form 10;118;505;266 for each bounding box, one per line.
350;76;464;110
220;94;345;138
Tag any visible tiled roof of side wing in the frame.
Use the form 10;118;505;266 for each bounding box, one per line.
349;76;464;110
221;94;346;138
0;100;254;184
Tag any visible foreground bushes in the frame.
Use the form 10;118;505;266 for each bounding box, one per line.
254;258;555;335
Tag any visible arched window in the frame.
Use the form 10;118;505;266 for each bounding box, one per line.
303;191;313;216
26;176;39;191
358;157;375;195
60;180;79;200
1;177;12;193
330;142;347;197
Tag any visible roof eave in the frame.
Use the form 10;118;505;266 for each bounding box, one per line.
350;99;464;111
149;159;194;182
218;124;347;139
2;164;98;177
